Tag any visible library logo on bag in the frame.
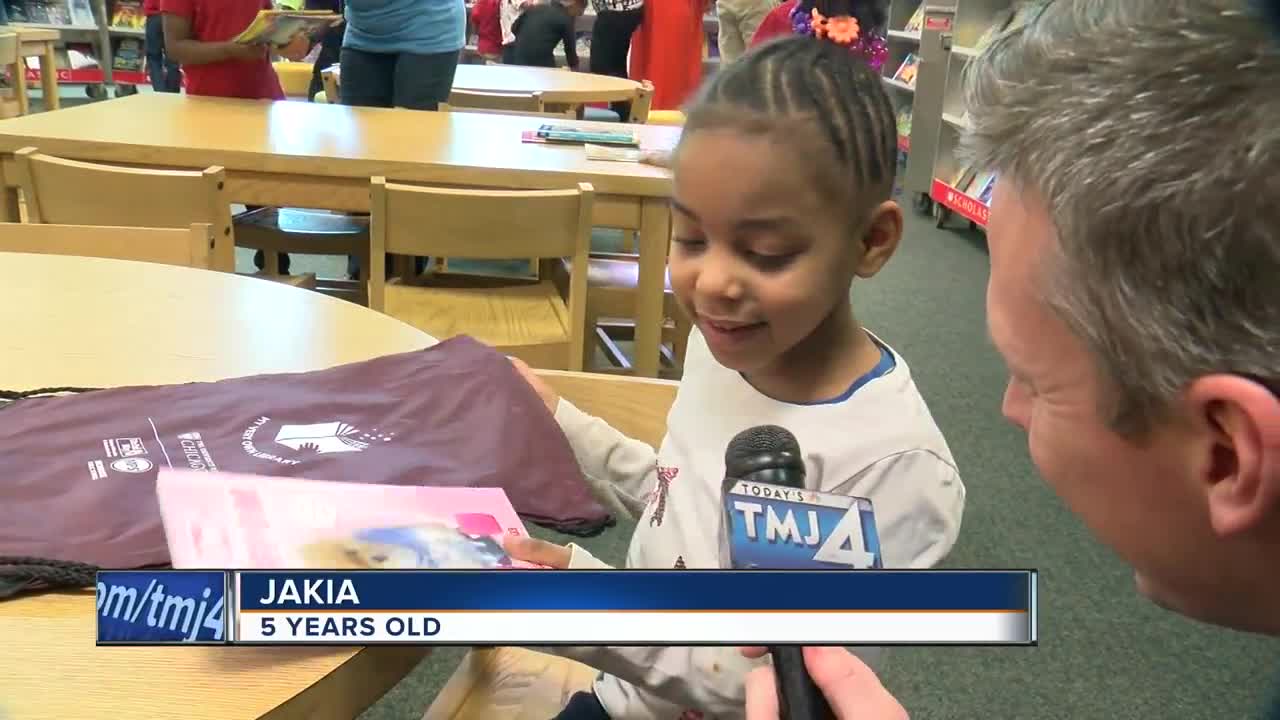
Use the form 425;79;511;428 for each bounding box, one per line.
241;416;398;464
275;421;395;455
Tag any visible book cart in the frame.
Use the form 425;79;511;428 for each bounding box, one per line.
5;0;149;100
923;0;1039;232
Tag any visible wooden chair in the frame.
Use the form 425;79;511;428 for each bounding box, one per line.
233;207;369;301
437;103;576;119
15;147;315;287
422;370;677;720
13;147;235;271
550;253;692;378
444;90;551;114
369;177;593;371
627;79;655;124
0;222;216;269
0;32;22;119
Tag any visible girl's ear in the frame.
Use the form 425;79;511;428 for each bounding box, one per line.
854;200;902;278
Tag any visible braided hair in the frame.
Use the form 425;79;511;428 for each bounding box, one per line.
680;34;899;232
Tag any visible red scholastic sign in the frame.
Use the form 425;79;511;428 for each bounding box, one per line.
924;15;953;32
930;178;990;227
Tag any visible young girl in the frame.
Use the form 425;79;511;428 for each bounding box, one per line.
507;34;965;720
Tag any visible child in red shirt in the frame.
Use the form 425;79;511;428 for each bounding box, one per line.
160;0;306;100
471;0;504;63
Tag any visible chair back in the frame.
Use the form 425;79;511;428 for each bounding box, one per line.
0;222;216;269
538;369;677;449
0;32;18;65
368;178;593;366
438;103;575;119
445;90;547;113
13;147;235;270
627;80;655;124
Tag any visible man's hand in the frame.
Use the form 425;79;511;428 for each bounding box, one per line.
276;35;311;61
741;647;909;720
509;357;559;414
503;536;572;568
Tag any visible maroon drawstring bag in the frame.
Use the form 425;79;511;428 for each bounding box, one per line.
0;335;612;597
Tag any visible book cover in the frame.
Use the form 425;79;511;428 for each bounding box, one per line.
893;53;920;87
156;469;542;570
536;124;639;146
584;143;643;162
233;9;341;45
110;0;143;29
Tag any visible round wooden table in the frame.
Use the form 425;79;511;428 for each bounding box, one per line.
0;253;437;720
452;65;641;104
322;64;642;105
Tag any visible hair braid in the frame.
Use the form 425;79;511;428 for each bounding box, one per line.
682;35;899;227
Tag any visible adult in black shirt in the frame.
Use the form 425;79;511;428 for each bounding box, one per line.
511;0;585;70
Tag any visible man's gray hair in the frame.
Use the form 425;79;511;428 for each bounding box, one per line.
961;0;1280;434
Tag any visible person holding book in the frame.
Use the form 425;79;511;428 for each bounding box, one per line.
511;0;585;69
162;0;311;274
339;0;465;111
144;0;181;92
501;35;965;720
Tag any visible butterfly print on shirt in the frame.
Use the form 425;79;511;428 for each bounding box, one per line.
650;465;679;526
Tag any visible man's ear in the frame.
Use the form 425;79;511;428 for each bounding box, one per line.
854;200;903;278
1184;374;1280;537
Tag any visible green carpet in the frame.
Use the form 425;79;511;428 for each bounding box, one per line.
244;213;1276;720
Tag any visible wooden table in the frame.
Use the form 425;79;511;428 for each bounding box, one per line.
9;28;60;115
0;93;680;377
0;252;436;720
324;63;642;105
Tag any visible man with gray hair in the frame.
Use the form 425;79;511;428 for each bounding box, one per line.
742;0;1279;716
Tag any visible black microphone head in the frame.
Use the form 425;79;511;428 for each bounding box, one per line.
724;425;805;488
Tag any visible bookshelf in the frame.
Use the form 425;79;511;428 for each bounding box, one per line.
927;0;1040;231
4;0;150;99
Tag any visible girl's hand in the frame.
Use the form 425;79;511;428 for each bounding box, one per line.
740;646;909;720
510;357;559;413
277;35;312;61
503;536;572;568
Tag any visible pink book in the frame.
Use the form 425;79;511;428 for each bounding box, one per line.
156;469;541;569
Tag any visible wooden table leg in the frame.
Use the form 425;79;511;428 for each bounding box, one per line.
39;42;59;111
12;59;30;116
632;198;671;379
0;155;19;222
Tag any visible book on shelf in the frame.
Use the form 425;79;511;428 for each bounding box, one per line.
892;53;920;87
949;163;977;193
232;9;342;46
895;108;912;138
156;469;544;570
112;36;143;72
975;172;998;205
903;4;925;32
110;0;144;30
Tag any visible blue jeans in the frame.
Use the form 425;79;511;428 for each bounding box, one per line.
145;14;181;93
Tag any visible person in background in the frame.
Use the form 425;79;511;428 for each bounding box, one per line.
750;0;887;72
144;0;181;92
743;1;1280;717
588;0;643;118
340;0;464;111
500;0;543;63
504;35;965;720
471;0;504;63
304;0;344;101
162;0;309;274
714;0;773;63
511;0;585;69
627;0;707;111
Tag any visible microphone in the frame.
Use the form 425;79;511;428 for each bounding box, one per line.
722;425;882;720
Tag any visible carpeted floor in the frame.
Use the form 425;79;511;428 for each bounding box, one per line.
337;209;1277;720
